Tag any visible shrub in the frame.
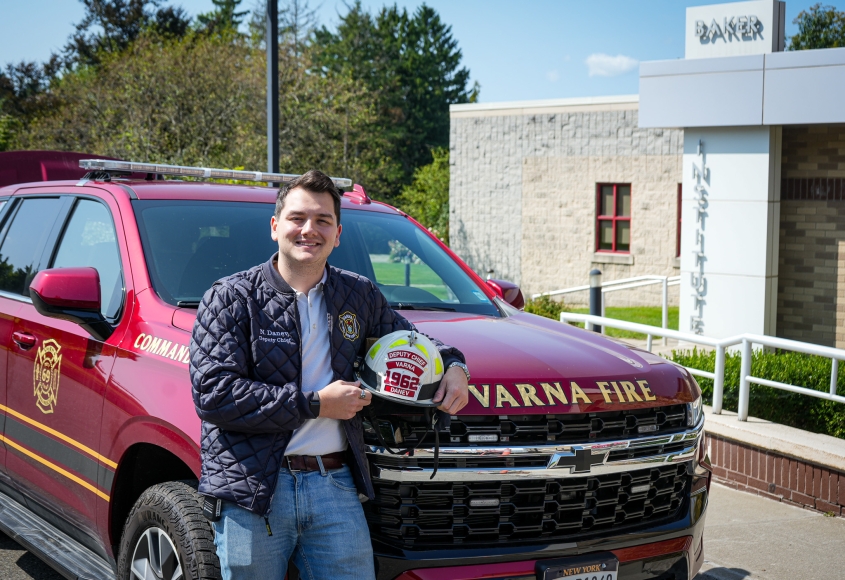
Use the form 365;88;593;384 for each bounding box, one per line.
671;348;845;439
524;295;570;320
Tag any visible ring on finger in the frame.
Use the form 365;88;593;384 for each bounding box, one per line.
358;389;367;400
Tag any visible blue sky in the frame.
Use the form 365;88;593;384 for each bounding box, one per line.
1;0;843;102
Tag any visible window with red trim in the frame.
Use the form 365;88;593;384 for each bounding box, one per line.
596;183;631;253
676;184;682;258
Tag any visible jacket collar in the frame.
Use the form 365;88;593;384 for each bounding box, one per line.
262;252;337;295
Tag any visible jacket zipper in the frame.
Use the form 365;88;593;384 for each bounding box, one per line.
254;294;303;526
324;281;372;498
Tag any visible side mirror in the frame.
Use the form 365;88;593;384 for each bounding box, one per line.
29;268;113;341
485;279;525;310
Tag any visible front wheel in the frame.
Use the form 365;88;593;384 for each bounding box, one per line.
117;481;221;580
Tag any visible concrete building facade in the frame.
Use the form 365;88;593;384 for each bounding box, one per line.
449;98;683;306
450;0;845;348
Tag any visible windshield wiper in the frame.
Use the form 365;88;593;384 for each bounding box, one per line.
177;300;201;308
392;303;456;312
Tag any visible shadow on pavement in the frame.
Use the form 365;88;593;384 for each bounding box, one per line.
0;532;63;580
696;567;753;580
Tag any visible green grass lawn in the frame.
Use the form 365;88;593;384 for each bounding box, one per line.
372;262;442;285
568;306;679;339
371;262;450;300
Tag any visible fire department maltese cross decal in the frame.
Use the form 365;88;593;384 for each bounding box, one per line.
33;339;62;414
339;311;360;341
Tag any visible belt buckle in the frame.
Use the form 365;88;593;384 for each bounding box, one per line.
285;456;301;472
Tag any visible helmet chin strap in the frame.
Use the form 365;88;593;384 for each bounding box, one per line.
366;405;450;480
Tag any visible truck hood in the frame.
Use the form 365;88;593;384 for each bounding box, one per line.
172;307;699;416
404;310;698;415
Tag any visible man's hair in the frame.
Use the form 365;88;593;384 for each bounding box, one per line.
275;170;342;223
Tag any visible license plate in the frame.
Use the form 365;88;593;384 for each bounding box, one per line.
536;555;618;580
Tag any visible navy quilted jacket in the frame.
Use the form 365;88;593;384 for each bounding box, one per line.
190;253;464;516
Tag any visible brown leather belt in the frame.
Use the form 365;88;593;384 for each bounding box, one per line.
284;452;345;472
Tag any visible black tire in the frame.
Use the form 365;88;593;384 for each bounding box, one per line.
117;481;221;580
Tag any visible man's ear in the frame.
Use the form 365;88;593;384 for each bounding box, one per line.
334;223;342;248
270;215;279;241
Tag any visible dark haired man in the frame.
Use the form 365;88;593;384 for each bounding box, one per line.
190;170;469;580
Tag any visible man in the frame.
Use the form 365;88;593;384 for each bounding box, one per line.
190;170;469;580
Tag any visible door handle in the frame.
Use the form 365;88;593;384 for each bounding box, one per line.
12;332;36;349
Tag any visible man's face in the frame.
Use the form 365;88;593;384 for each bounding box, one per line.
271;187;341;268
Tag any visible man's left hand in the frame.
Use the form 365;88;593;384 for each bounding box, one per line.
432;366;469;415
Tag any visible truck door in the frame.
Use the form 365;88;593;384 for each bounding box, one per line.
0;197;20;482
2;193;123;542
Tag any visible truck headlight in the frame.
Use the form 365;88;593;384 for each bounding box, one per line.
686;396;703;427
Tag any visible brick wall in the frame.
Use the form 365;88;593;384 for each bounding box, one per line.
777;125;845;347
706;433;845;516
450;102;683;305
782;125;845;178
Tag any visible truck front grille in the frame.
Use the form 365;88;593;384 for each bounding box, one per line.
364;404;688;448
364;463;690;548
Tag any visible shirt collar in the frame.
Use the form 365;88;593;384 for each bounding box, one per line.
263;252;330;295
296;268;327;297
313;269;328;292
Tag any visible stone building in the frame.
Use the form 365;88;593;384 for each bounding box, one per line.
449;97;683;307
777;125;845;346
450;0;845;348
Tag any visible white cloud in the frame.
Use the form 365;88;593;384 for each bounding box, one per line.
585;53;639;77
546;70;560;82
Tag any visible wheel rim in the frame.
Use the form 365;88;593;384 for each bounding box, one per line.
130;526;184;580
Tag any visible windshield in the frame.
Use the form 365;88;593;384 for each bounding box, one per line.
132;200;498;315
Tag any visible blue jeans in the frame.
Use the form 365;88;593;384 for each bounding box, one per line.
212;465;375;580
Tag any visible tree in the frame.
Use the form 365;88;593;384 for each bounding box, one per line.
248;0;319;57
17;29;389;193
314;2;474;200
0;109;13;152
788;3;845;50
63;0;191;69
197;0;248;36
280;0;319;57
151;5;192;38
398;147;450;243
0;60;61;148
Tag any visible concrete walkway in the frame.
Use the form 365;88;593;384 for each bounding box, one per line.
695;483;845;579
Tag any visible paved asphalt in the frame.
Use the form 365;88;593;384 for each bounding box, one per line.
0;482;842;579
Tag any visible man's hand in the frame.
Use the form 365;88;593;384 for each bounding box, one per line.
318;380;371;420
432;366;469;415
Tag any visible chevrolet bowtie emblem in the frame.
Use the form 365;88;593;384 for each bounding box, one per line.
548;447;607;473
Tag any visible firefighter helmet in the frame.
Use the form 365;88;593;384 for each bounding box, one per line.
358;330;444;407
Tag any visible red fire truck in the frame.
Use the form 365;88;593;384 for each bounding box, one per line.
0;153;709;580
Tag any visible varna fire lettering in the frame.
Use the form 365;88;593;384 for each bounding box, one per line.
468;380;658;408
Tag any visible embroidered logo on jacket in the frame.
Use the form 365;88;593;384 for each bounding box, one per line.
339;311;360;341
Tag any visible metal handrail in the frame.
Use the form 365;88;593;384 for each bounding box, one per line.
558;313;845;421
533;275;680;345
533;275;680;299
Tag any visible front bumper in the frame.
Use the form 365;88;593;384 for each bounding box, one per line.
369;418;710;580
375;489;707;580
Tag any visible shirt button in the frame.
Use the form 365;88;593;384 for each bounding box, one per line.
312;324;316;329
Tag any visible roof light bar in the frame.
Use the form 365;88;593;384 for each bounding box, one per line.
79;159;353;188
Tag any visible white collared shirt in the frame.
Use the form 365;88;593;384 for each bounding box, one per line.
285;270;348;456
